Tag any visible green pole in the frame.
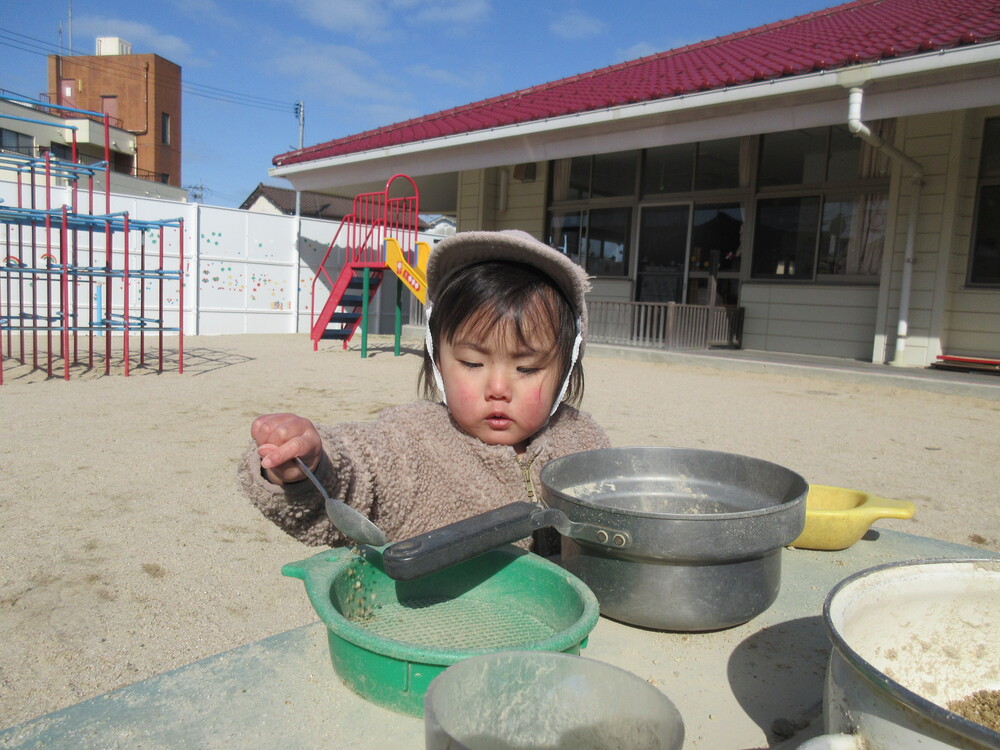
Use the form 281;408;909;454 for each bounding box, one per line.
361;268;370;359
394;277;403;357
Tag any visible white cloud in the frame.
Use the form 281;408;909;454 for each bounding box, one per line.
407;0;490;25
279;0;490;36
280;0;389;34
616;41;661;62
74;16;195;63
269;40;408;108
170;0;240;29
407;63;478;89
549;11;603;40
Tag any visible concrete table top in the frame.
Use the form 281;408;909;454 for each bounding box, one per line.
1;530;994;750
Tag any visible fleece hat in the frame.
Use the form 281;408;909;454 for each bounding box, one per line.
424;230;592;415
426;230;590;338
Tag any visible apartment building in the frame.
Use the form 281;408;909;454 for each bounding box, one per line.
47;37;182;187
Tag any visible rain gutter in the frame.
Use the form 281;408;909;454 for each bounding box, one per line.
847;86;925;366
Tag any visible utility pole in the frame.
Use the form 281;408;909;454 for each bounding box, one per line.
296;100;305;149
294;100;304;216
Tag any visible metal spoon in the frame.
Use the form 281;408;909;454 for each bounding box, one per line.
294;457;387;546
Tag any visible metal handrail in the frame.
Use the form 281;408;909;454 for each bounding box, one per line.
587;300;743;350
308;174;420;340
406;297;744;351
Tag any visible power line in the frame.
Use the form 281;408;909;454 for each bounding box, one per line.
0;27;293;110
0;27;296;114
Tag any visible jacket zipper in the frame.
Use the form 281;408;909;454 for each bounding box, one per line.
517;453;539;503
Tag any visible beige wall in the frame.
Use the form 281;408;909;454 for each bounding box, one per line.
873;108;1000;365
456;164;549;236
875;111;956;365
449;113;1000;364
939;106;1000;359
740;284;880;359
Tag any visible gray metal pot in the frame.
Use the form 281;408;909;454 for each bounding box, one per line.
539;447;808;631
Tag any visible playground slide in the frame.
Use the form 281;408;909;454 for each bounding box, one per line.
385;238;431;304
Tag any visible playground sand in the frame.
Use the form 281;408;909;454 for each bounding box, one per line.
2;332;999;729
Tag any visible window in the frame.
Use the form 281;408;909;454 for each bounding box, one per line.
0;128;33;156
691;203;744;273
548;211;585;266
586;208;630;275
753;124;888;282
752;197;821;279
643;144;694;195
818;195;886;277
760;128;830;186
591;152;638;198
546;207;631;277
642;137;743;195
752;194;885;280
693;138;743;191
50;143;73;161
551;151;638;201
161;112;171;145
636;204;690;302
970;117;1000;286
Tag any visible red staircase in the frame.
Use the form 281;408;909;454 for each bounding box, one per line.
309;174;420;349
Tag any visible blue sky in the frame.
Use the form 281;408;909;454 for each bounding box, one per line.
2;0;836;207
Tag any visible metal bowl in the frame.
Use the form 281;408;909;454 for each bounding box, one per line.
540;446;808;631
813;558;1000;749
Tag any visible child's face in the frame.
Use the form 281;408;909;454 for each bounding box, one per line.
437;321;561;454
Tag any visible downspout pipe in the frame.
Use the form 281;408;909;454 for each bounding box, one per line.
847;87;924;366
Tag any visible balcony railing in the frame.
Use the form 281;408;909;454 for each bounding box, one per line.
37;93;125;130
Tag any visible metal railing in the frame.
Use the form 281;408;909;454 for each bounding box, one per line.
587;300;743;350
132;167;169;184
406;297;743;351
37;93;125;130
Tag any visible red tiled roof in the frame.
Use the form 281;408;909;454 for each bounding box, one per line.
274;0;1000;167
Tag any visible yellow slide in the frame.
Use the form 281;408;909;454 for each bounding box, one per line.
385;238;431;304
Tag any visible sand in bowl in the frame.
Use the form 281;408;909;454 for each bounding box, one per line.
947;689;1000;734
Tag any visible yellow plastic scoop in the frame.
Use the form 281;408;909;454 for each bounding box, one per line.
790;485;916;551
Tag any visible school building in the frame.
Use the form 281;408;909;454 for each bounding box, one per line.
267;0;1000;368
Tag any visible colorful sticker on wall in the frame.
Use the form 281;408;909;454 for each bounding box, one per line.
201;263;244;292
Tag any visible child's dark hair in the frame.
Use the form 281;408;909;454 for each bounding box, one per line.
420;260;584;407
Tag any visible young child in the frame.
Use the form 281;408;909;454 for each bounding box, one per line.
237;230;610;549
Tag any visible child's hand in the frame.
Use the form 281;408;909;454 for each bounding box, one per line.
251;413;322;484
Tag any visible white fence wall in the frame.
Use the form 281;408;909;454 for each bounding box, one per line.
0;178;438;337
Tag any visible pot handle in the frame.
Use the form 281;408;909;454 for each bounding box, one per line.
797;734;862;750
382;502;541;581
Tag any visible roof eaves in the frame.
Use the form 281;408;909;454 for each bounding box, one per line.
273;0;1000;168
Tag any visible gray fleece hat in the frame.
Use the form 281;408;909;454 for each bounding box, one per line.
424;230;591;414
426;229;591;338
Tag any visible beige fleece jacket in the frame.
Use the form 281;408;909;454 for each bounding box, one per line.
237;399;610;549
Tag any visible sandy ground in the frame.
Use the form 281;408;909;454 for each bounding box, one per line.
2;333;999;731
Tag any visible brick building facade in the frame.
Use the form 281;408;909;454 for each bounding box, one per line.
48;42;182;187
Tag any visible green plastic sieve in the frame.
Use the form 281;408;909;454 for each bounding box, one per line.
282;544;600;717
